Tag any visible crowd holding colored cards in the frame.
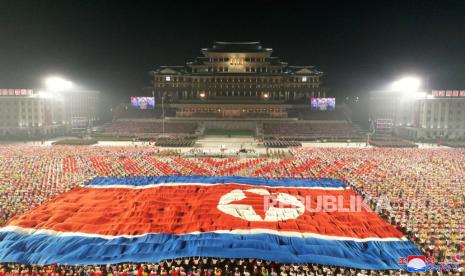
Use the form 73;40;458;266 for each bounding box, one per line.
0;145;464;272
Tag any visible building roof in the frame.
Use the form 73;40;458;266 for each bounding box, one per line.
202;41;272;53
187;57;209;66
266;57;286;66
286;66;323;75
288;66;316;69
152;66;187;74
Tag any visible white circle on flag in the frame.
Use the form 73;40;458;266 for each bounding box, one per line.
217;188;305;222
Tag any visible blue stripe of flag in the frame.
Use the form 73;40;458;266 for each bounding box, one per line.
84;176;346;188
0;232;420;269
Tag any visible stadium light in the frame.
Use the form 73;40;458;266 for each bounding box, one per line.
44;76;73;92
391;76;421;92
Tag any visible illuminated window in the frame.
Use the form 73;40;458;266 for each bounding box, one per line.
165;76;171;81
302;77;307;82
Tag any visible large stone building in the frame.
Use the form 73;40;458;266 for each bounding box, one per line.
0;89;67;137
369;89;465;140
0;88;100;138
149;41;326;118
398;95;465;140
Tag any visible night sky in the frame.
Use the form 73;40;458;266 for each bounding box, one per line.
1;0;464;107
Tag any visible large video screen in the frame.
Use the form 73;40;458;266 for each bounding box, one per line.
310;97;336;111
130;97;155;110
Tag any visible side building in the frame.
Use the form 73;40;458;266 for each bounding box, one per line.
369;89;465;140
0;88;100;138
398;91;465;140
0;89;67;137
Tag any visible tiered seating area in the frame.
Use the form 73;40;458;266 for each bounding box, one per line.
0;146;464;272
299;109;347;121
106;121;198;135
155;137;196;147
115;108;176;119
263;122;361;140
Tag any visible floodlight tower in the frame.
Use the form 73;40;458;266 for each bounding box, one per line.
390;76;425;131
43;76;74;130
391;77;421;93
45;76;73;92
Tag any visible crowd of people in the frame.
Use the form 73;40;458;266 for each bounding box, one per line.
0;145;464;272
1;258;440;276
439;141;465;148
264;139;302;148
154;137;196;147
368;135;417;148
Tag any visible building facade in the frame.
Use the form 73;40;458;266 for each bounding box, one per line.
0;89;67;137
398;96;465;140
0;89;100;138
149;41;326;118
369;89;465;140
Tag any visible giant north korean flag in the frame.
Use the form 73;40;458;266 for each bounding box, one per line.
0;176;421;269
